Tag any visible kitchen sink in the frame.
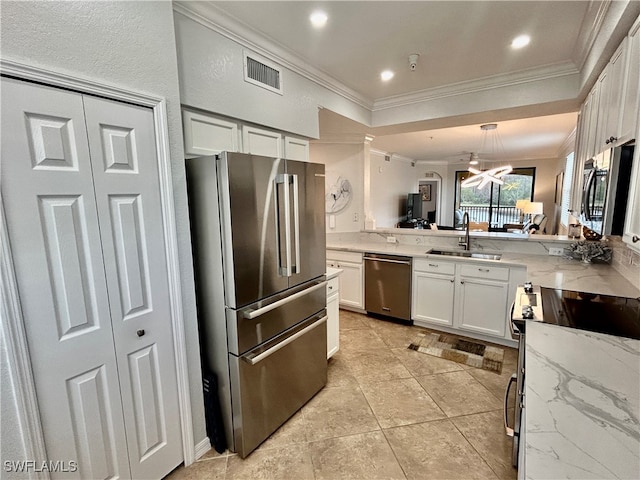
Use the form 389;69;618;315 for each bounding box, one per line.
427;249;502;260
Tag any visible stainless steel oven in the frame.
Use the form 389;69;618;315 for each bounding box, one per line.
505;282;640;468
505;283;542;467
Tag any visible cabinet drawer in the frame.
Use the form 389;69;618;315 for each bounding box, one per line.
459;264;509;281
326;250;362;264
414;258;456;275
326;276;339;296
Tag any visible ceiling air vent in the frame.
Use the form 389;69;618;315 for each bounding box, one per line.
243;51;283;95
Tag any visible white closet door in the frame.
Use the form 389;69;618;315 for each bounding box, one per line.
1;78;131;479
82;96;182;479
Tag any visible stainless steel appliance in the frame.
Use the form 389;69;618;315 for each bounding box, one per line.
581;143;634;235
505;282;640;467
186;152;327;458
364;253;412;322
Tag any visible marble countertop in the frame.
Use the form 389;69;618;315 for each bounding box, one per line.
326;242;640;298
524;322;640;479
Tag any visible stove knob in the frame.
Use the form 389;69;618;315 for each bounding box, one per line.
522;305;534;320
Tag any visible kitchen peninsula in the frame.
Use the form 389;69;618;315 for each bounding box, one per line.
329;228;640;480
327;228;640;298
524;322;640;479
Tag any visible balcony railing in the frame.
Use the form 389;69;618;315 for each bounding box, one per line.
459;205;522;227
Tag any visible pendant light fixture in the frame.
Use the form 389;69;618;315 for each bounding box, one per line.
461;123;512;189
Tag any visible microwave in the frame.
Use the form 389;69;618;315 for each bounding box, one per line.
581;143;634;235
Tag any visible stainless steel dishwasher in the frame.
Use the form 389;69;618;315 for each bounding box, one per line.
364;252;412;322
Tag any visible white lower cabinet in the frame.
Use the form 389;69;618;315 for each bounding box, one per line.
327;250;364;310
413;257;517;342
412;260;455;326
326;274;340;358
457;277;509;337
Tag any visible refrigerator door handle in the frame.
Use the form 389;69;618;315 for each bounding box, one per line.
276;173;292;276
291;173;300;274
243;281;327;319
242;315;328;365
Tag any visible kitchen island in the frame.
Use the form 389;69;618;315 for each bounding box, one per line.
524;321;640;479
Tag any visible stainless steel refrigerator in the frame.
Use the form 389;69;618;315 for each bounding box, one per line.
186;152;327;458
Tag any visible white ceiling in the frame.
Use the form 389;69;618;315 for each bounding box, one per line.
206;1;600;163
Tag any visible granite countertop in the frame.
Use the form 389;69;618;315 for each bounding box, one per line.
524;321;640;479
326;242;640;298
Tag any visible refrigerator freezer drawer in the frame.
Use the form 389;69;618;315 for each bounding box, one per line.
227;278;326;355
229;313;327;457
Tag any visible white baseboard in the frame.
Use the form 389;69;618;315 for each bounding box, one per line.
194;437;211;461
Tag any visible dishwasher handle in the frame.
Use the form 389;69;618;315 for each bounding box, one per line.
363;256;411;266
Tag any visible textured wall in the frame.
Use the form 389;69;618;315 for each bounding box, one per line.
1;0;206;458
369;152;419;228
310;142;365;233
173;10;371;139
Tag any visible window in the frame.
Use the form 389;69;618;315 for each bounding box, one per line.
455;167;536;228
560;152;575;227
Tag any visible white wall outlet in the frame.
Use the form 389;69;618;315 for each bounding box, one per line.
353;212;359;222
548;247;564;256
386;236;397;243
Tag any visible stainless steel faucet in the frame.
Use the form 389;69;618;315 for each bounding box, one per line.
458;211;470;250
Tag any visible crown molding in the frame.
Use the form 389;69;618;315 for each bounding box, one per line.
372;62;579;112
310;133;371;144
369;148;416;165
173;1;373;110
559;127;577;158
572;0;612;72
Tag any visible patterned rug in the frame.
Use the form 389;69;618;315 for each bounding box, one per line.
408;332;504;374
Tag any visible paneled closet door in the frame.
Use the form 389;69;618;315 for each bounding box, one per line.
1;78;131;479
82;96;182;480
1;77;182;480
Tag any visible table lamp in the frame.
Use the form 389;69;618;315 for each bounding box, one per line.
516;199;530;224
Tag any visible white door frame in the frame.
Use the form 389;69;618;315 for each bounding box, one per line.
0;59;195;473
417;176;442;225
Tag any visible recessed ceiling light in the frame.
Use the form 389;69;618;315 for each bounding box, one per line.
511;35;530;49
381;70;394;81
310;10;328;28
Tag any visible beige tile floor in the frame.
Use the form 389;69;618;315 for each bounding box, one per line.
166;310;519;480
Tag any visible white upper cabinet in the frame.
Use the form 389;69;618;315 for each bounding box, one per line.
242;125;283;157
183;109;239;157
619;16;640;146
182;108;309;160
622;104;640;252
598;39;628;152
284;135;310;161
584;83;600;161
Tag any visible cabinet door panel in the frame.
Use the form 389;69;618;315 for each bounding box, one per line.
336;261;363;309
327;292;340;358
412;272;455;326
457;278;509;337
284;136;309;161
242;125;282;157
183;109;239;156
620;17;640;145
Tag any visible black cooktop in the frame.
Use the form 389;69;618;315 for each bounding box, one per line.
540;288;640;340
